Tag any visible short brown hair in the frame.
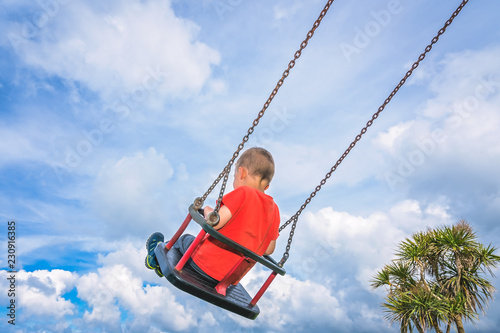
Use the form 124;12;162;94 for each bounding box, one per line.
236;147;275;185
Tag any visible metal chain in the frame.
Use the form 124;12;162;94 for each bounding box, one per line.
196;0;337;213
278;0;470;266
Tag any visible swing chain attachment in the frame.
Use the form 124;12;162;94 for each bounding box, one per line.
193;196;219;226
278;0;470;266
197;0;337;211
214;165;232;214
207;211;220;227
193;197;204;210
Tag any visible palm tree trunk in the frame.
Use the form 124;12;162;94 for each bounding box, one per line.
445;321;451;333
454;317;466;333
431;315;443;333
412;319;425;333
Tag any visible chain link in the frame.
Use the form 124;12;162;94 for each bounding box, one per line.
197;0;337;211
278;0;470;266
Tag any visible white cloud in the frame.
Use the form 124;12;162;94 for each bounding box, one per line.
0;127;43;164
236;267;350;331
373;121;414;155
92;147;175;237
77;264;195;332
8;0;221;102
269;142;342;195
76;243;199;331
0;243;198;332
15;269;77;318
96;241;159;284
373;46;500;192
267;274;350;328
411;47;499;148
0;112;69;168
284;200;452;291
273;1;305;21
427;47;500;101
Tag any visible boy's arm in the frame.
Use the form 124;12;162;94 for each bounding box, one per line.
204;205;276;255
264;240;276;255
203;206;232;230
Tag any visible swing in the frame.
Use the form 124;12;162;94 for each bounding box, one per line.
155;205;285;319
151;0;470;319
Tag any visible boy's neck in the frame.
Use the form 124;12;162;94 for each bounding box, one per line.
240;179;268;193
235;166;270;193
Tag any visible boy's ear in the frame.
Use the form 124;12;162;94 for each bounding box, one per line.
238;166;247;179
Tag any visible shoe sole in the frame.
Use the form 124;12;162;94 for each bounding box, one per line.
146;232;164;256
145;232;164;274
155;266;164;278
145;256;156;270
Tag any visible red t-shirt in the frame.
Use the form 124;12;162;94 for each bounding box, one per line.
191;186;280;281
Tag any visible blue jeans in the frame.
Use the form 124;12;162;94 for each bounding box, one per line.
173;234;219;283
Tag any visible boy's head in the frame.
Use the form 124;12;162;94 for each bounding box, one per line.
234;147;275;191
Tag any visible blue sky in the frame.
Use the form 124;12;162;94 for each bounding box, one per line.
1;0;500;332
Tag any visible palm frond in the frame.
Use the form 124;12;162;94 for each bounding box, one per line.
373;220;498;333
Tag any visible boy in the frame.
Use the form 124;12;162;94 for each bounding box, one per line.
145;147;280;283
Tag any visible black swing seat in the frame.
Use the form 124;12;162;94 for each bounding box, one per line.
154;204;286;320
155;242;260;319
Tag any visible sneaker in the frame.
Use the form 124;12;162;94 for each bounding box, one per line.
154;266;164;278
144;256;164;278
145;232;164;273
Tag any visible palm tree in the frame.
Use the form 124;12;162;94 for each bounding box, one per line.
372;259;447;332
431;221;498;332
372;220;500;333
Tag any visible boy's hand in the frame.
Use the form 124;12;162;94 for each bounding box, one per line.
203;206;214;218
203;205;232;230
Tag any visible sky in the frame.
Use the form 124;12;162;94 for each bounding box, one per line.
1;0;500;332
